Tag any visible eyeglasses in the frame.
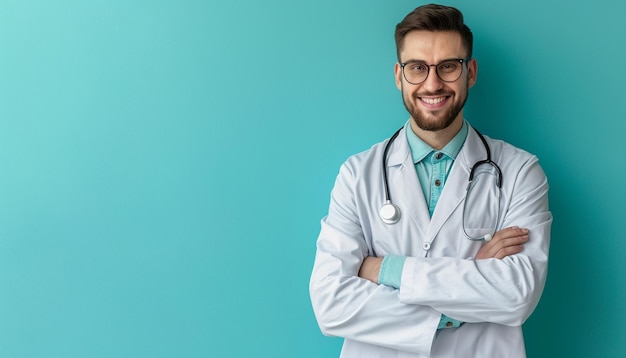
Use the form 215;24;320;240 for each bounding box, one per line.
400;57;471;85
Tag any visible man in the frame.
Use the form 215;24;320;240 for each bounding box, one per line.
309;4;552;358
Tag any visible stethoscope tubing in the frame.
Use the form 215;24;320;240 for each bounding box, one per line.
380;125;502;229
382;127;403;204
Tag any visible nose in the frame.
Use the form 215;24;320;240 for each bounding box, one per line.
421;66;444;92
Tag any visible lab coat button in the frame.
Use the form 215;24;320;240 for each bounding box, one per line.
422;242;431;251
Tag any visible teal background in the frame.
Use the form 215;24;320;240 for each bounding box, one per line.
0;0;624;357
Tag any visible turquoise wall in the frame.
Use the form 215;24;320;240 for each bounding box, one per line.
1;0;624;356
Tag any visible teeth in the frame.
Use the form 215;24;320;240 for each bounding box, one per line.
421;97;446;104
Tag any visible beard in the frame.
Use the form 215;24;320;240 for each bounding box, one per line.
402;87;469;132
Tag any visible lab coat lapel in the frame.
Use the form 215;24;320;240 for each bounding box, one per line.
426;126;485;240
386;127;431;237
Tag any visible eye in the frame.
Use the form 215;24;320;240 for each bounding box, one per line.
406;63;427;73
438;62;459;73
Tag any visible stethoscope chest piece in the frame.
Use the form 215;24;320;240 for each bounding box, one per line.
379;201;401;224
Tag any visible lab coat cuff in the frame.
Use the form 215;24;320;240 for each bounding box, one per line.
379;255;406;289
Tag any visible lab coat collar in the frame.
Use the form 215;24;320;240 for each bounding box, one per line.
456;124;491;175
405;120;468;164
385;120;480;168
385;125;412;168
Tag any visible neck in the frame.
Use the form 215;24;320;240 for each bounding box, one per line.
409;117;464;150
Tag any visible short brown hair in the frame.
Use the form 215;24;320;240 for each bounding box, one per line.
395;4;473;60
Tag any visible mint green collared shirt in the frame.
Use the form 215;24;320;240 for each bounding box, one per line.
379;120;468;330
405;120;467;214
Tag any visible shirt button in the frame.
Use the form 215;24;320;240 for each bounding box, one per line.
422;242;431;251
446;321;453;328
435;153;443;160
435;179;441;186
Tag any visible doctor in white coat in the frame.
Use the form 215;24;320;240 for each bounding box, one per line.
309;4;552;358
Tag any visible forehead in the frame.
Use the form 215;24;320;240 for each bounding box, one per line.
399;30;466;62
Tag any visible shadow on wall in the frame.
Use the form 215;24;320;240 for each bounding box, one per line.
466;31;614;357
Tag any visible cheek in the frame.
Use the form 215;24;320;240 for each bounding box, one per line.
401;87;414;102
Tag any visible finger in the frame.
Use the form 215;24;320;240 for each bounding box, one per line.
491;234;529;252
486;228;527;247
491;235;528;259
475;227;529;260
480;230;514;251
480;233;528;259
494;243;525;259
492;227;528;241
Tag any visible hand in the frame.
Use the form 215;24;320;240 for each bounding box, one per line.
358;256;383;284
475;226;529;260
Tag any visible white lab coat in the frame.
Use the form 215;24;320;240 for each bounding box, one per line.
310;123;552;358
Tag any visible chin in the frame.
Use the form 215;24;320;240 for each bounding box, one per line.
411;114;457;132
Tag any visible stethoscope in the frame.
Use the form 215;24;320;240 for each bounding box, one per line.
379;126;503;240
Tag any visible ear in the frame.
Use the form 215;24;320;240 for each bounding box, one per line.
467;58;478;88
394;62;403;90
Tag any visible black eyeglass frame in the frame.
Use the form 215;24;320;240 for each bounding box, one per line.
400;57;472;85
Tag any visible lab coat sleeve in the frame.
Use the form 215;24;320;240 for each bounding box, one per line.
399;156;552;326
310;163;440;355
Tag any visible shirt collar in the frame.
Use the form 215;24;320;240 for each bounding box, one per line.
404;119;468;163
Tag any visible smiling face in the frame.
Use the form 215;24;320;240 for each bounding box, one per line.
395;30;477;137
